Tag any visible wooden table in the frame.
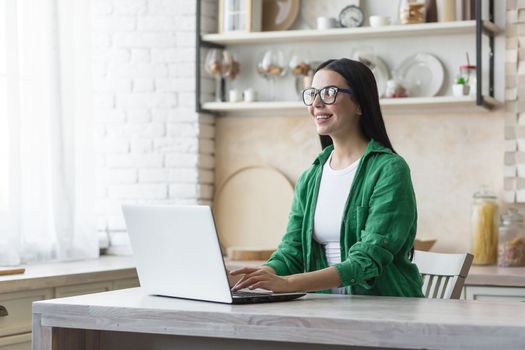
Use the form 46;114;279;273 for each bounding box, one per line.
32;287;525;350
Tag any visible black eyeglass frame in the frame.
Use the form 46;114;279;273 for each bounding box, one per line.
301;86;354;106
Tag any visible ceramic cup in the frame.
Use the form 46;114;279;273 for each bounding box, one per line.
317;16;338;30
229;89;242;102
369;15;391;27
243;88;257;102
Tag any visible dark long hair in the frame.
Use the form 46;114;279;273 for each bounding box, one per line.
315;58;395;153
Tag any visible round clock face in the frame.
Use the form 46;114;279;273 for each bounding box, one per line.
339;5;364;28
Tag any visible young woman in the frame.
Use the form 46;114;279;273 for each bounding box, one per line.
230;58;423;297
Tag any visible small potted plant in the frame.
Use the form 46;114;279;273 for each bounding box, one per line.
452;76;470;97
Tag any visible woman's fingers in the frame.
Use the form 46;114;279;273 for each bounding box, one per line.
230;268;264;289
229;267;278;291
232;275;268;291
231;274;247;290
248;281;265;290
229;267;258;275
231;276;259;291
228;272;244;288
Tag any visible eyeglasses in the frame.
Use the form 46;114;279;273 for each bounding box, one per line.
302;86;354;106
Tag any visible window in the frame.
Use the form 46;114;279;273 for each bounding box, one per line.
0;0;97;264
0;0;8;211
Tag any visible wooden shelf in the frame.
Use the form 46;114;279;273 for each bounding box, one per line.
201;21;501;46
202;96;501;115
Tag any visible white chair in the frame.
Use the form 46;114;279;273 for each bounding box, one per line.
413;250;474;299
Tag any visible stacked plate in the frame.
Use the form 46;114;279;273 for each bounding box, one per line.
352;52;445;98
352;51;391;98
396;53;445;97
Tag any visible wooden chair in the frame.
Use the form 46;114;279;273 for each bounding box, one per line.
413;250;474;299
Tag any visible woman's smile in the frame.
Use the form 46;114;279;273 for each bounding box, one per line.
315;113;333;123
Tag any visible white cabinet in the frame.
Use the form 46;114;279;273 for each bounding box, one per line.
0;289;53;338
0;334;31;350
465;286;525;303
0;289;52;350
55;281;113;298
0;262;138;350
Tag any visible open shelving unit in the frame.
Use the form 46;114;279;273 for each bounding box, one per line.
201;20;500;46
196;0;501;115
202;96;501;115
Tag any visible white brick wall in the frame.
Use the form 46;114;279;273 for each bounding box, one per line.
92;0;216;250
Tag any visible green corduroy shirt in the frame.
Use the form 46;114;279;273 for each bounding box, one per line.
264;139;423;297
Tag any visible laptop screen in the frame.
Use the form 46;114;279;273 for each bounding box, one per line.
123;205;233;303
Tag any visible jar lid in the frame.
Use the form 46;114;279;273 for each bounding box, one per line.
386;80;397;87
501;208;524;224
460;65;476;69
473;187;496;199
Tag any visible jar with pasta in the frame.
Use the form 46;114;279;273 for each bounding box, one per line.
399;0;426;24
470;188;499;265
498;208;525;267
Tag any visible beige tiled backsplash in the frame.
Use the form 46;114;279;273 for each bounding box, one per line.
504;0;525;203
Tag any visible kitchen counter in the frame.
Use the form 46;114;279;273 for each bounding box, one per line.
0;256;137;293
467;265;525;287
2;257;524;292
32;287;525;350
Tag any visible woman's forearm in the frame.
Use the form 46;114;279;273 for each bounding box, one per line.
288;266;342;292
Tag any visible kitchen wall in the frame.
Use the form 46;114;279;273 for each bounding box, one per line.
214;0;507;254
91;0;510;254
215;111;504;254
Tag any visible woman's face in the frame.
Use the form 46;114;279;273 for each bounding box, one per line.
308;69;361;139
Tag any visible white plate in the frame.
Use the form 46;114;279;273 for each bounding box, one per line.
396;53;444;97
352;52;390;98
301;0;360;29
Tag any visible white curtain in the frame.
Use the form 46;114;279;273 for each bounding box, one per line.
0;0;98;265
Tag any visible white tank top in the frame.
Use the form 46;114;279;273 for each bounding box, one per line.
313;151;360;294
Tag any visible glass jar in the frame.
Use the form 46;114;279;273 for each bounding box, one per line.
399;0;426;24
471;188;499;265
459;65;477;96
498;208;525;267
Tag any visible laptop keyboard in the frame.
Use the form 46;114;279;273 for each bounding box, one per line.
232;291;271;297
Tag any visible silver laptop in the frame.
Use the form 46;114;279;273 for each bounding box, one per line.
122;204;305;304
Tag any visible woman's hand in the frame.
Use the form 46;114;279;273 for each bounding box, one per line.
229;266;298;293
226;269;244;288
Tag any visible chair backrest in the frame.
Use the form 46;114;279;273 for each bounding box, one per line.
413;250;473;299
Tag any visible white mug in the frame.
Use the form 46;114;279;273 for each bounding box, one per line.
229;89;242;102
369;15;391;27
317;16;338;30
243;88;257;102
